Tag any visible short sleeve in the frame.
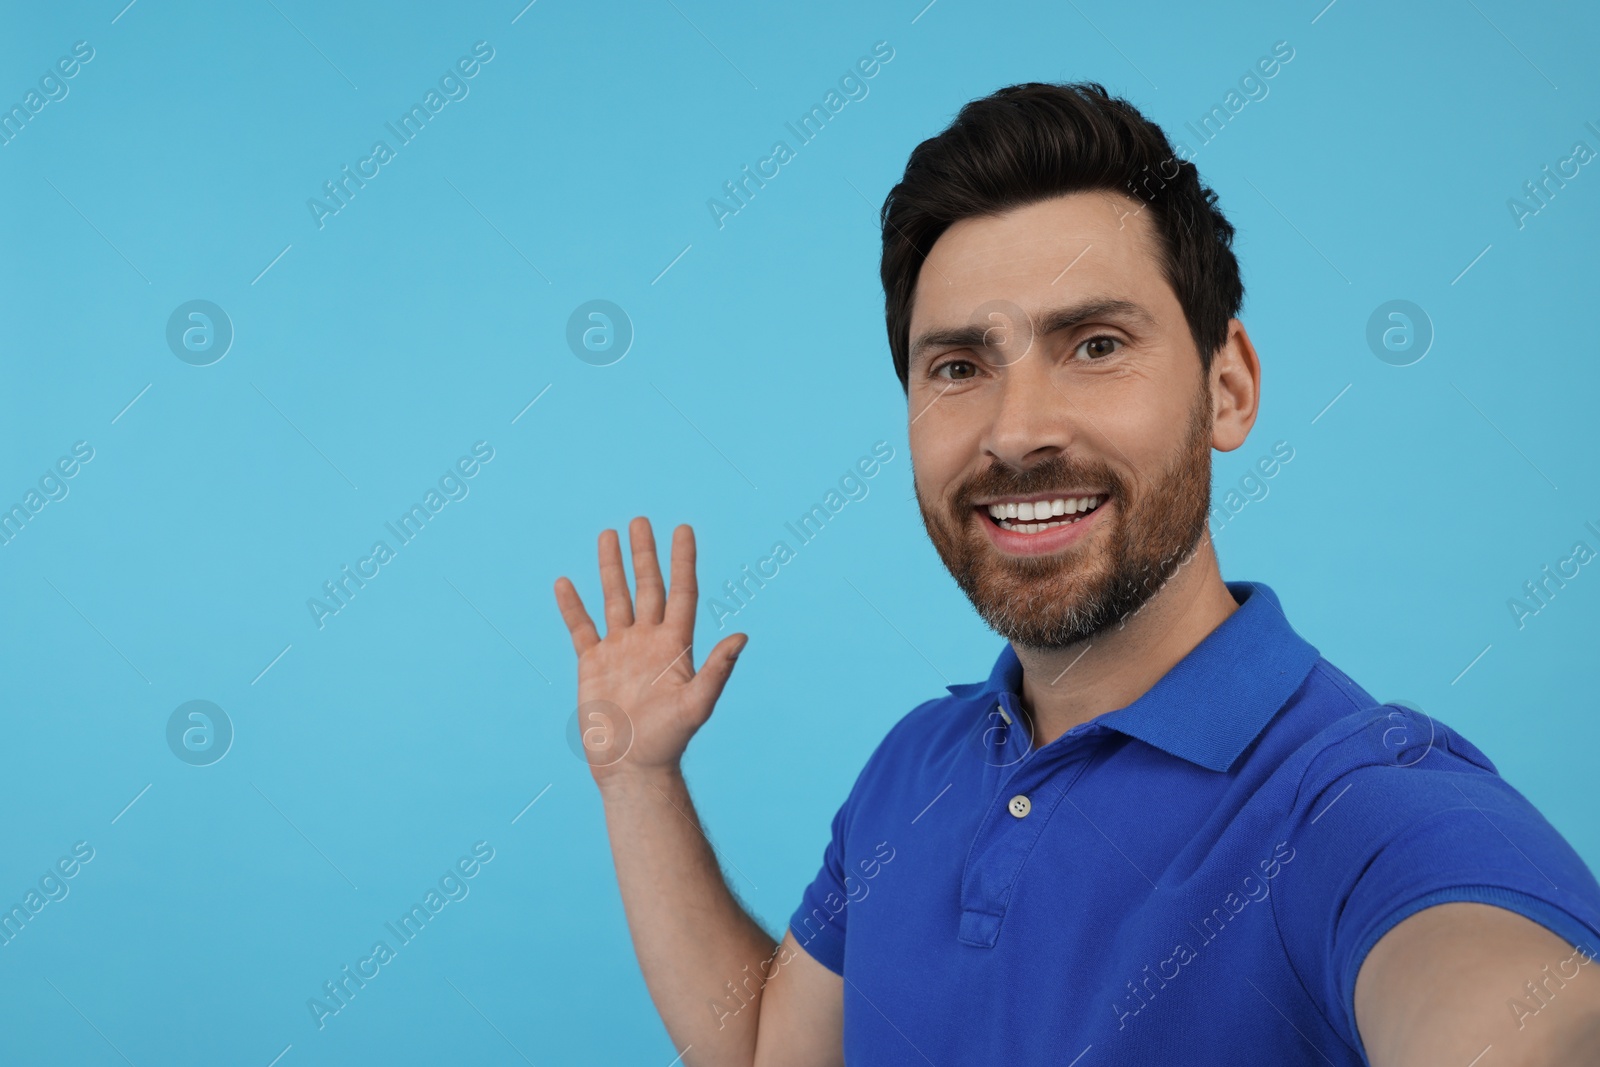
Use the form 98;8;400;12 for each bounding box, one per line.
1274;707;1600;1056
787;788;853;976
785;701;934;977
787;699;943;977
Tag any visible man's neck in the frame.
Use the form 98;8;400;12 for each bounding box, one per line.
1013;541;1239;749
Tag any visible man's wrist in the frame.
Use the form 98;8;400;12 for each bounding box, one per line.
593;761;685;802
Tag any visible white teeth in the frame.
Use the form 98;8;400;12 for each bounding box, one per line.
985;494;1105;532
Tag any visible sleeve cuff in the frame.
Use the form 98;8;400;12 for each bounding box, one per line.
788;894;847;976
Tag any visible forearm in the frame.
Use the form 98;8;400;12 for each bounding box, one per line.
598;766;777;1067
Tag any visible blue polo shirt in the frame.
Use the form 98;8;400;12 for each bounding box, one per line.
789;581;1600;1065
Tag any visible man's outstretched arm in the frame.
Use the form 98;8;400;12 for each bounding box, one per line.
554;518;843;1067
1356;902;1600;1067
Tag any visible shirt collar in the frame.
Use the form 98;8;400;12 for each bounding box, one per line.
945;581;1321;773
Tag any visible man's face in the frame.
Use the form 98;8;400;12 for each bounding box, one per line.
907;191;1215;650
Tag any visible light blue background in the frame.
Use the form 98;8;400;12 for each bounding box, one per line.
1;0;1596;1063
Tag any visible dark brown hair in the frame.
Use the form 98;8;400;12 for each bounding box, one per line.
880;81;1243;391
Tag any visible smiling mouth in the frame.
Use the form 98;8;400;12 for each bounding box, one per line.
978;494;1106;535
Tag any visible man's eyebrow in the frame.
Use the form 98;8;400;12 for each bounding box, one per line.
908;299;1158;365
1036;299;1156;336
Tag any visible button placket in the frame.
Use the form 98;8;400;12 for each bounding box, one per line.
956;739;1095;948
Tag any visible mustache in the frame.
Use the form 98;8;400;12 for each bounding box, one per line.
949;455;1127;510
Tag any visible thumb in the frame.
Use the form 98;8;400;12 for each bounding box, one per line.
690;633;748;707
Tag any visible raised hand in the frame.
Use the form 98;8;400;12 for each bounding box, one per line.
553;518;748;784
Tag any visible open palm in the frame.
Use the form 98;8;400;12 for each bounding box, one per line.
553;518;747;782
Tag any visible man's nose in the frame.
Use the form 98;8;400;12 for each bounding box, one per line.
983;349;1072;468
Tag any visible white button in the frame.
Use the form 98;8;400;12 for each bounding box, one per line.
1008;794;1031;818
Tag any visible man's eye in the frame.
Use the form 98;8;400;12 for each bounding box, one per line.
1076;336;1122;360
935;359;978;380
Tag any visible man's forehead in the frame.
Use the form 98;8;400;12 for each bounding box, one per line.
913;192;1164;321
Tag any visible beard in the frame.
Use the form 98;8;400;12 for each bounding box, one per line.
915;387;1214;651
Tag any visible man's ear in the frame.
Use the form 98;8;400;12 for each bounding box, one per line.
1209;318;1260;453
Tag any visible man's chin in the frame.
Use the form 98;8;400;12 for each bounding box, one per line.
974;601;1114;651
923;497;1159;647
958;559;1124;648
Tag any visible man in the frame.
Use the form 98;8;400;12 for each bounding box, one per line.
553;83;1600;1065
